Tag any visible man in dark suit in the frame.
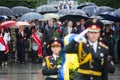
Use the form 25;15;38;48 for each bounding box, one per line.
64;19;115;80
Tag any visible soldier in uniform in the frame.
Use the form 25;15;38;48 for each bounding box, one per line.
64;19;115;80
42;37;62;80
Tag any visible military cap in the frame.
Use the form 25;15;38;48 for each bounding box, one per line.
49;37;62;47
85;18;103;32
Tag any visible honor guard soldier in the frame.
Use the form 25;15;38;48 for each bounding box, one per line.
42;37;62;80
64;19;115;80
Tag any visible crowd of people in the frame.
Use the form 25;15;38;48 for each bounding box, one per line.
0;17;120;66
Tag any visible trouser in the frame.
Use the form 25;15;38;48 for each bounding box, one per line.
17;44;25;63
31;50;38;63
0;51;5;65
75;73;102;80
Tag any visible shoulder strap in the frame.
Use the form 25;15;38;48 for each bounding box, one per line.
45;57;56;69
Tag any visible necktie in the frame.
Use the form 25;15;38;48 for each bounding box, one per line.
82;25;84;31
91;45;95;53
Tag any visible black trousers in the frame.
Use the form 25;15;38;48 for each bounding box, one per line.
17;44;25;63
75;73;102;80
31;50;38;63
0;51;5;65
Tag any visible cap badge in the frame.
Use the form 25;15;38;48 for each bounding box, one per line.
92;25;97;29
54;37;57;40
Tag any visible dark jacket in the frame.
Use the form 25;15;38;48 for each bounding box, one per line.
42;56;59;80
64;40;114;80
43;25;56;42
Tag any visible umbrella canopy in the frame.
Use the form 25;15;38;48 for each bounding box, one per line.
0;6;13;16
82;6;98;17
43;13;60;20
35;5;58;14
0;16;4;21
17;21;31;27
11;6;31;16
101;20;114;25
66;9;88;18
0;21;17;28
90;16;104;20
114;8;120;18
59;9;88;22
77;2;96;9
20;12;43;21
58;9;70;17
99;11;119;22
95;6;115;15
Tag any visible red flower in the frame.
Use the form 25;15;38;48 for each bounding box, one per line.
57;29;62;33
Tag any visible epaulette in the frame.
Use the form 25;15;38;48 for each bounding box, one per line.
99;42;109;49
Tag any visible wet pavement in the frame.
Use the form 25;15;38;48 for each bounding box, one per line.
0;63;119;80
0;63;44;80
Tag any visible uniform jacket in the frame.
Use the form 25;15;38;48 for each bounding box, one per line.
42;56;59;78
64;40;113;80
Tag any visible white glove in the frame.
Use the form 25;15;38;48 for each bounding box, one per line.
74;29;89;42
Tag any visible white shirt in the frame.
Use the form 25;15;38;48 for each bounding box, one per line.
68;27;72;34
0;33;11;51
88;40;98;53
53;54;59;60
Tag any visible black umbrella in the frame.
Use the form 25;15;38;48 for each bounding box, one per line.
101;20;114;25
77;2;96;9
82;6;98;17
114;8;120;18
90;16;104;20
95;6;115;16
99;11;120;22
59;9;88;22
35;5;58;14
11;6;31;16
58;9;70;17
0;6;13;16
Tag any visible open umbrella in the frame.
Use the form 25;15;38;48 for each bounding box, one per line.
0;16;4;21
114;8;120;18
60;9;88;22
58;9;70;17
20;12;43;21
43;13;60;20
17;21;31;27
90;16;104;20
11;6;31;16
101;20;114;25
66;9;88;18
0;21;17;28
82;6;98;17
77;2;96;9
95;6;115;16
0;6;13;16
35;5;58;14
99;11;119;22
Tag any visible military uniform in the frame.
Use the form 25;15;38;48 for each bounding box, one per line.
64;19;114;80
42;37;62;80
42;55;60;80
64;40;109;80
